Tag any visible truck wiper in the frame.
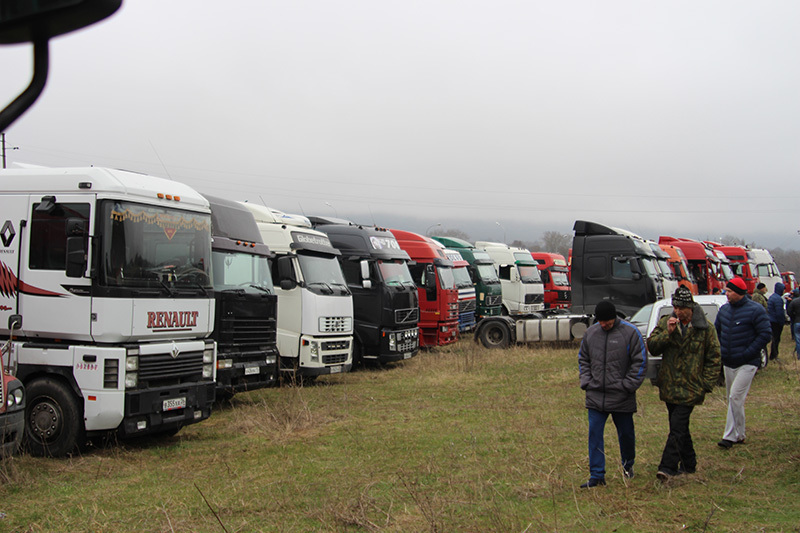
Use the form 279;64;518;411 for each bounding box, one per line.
307;281;334;294
188;279;209;297
159;279;176;297
248;284;272;294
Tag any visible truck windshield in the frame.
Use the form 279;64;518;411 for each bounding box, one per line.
100;200;212;289
437;266;456;290
452;266;472;288
212;251;273;294
656;259;674;279
550;270;570;286
297;252;348;295
517;265;542;283
719;263;734;281
476;263;500;283
378;259;414;287
640;257;659;278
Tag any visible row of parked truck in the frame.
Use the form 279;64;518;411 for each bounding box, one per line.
0;166;789;458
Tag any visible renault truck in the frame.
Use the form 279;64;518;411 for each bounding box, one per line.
308;217;419;364
205;196;278;398
0;167;217;457
242;204;353;380
390;230;459;347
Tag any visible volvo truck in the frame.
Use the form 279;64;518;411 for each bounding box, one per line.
390;230;459;347
205;196;278;398
474;242;544;316
530;252;571;309
430;236;502;320
242;204;353;380
308;217;419;364
0;167;217;457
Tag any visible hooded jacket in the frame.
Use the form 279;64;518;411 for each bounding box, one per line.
578;318;646;413
767;282;786;324
647;303;721;405
715;297;771;368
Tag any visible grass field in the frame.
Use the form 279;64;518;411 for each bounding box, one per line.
1;336;799;532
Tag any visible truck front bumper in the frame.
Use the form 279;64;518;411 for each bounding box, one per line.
120;382;215;437
0;409;24;457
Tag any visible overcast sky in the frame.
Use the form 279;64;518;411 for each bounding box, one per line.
2;1;799;249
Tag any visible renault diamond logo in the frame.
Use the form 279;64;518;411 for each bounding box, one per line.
171;342;181;359
1;220;15;248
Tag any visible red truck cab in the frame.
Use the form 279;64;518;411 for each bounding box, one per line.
390;230;459;347
659;243;699;295
530;252;571;309
782;272;797;294
714;245;757;293
0;346;24;457
659;236;725;295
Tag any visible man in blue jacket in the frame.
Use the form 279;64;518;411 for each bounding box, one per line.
578;300;646;487
767;282;786;360
715;277;771;448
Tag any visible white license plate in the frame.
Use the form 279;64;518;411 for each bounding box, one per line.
163;397;186;412
244;366;259;375
403;352;412;360
329;365;342;374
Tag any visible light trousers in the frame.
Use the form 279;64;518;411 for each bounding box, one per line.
722;364;758;442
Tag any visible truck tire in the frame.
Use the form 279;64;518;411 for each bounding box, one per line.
25;378;85;457
478;321;510;349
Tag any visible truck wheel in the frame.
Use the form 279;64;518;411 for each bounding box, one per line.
25;378;84;457
478;322;510;349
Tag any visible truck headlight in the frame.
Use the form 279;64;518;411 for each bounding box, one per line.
203;347;215;364
388;333;396;351
126;355;139;371
309;341;319;361
217;359;233;370
265;355;277;365
12;388;23;406
125;372;138;388
203;364;213;378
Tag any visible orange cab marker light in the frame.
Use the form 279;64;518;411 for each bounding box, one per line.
174;196;180;201
157;193;165;199
165;194;173;200
88;395;97;401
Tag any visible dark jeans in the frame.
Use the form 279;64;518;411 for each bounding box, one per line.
588;409;635;481
659;403;695;474
770;322;783;359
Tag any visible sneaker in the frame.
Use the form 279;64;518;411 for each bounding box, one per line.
623;466;634;480
717;439;735;449
580;478;606;488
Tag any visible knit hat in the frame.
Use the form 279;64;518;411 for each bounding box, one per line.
594;300;617;321
756;282;766;290
726;277;747;295
672;286;694;308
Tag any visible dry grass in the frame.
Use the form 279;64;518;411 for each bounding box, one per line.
1;336;799;531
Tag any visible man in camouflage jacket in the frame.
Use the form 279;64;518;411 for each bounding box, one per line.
647;286;721;479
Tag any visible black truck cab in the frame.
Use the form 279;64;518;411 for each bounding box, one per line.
309;217;419;364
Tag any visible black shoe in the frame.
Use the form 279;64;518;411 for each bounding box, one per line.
718;439;735;449
580;478;606;488
623;466;634;480
656;467;678;481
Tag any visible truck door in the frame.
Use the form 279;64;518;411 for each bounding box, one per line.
19;195;93;340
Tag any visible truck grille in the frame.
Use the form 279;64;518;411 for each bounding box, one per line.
525;293;544;304
459;299;476;313
447;302;459;320
320;316;352;333
486;294;502;307
322;353;348;365
322;340;351;351
218;317;277;361
138;350;204;387
558;291;571;301
395;307;419;324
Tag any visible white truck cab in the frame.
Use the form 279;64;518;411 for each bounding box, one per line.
474;242;544;316
242;204;353;379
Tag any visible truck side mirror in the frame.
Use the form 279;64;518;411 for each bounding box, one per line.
276;256;296;285
279;279;297;290
359;260;371;289
65;235;87;278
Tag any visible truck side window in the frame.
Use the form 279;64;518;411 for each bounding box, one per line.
612;259;634;279
408;263;424;286
498;265;511;280
29;203;90;270
585;256;606;280
340;260;361;286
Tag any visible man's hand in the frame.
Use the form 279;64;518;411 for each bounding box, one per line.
667;317;679;334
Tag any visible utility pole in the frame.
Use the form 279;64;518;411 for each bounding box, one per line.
1;133;19;169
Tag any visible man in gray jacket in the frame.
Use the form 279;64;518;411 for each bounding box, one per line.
578;300;647;488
